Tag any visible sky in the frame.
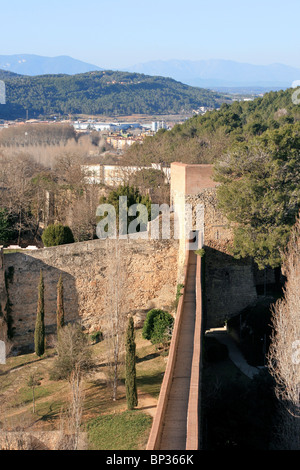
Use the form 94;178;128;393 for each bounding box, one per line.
1;0;300;69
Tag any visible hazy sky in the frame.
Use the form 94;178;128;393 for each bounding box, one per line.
1;0;300;69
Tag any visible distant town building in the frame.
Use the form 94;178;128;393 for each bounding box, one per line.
106;135;144;150
72;121;142;133
82;163;171;186
151;121;167;132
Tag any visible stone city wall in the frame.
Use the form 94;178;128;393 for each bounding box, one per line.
3;238;179;350
0;247;8;340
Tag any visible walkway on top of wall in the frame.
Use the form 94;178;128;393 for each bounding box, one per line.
159;252;197;450
147;248;202;450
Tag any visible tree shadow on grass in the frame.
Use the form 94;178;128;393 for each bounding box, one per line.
0;352;57;377
136;352;160;364
137;371;164;390
38;402;63;423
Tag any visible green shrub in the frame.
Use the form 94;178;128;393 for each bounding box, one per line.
175;284;184;308
195;248;205;257
0;209;12;245
42;224;75;247
90;331;103;344
142;309;174;348
169;284;184;312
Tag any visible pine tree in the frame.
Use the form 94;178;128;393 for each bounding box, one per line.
34;270;45;357
214;124;300;269
56;275;65;332
125;315;138;410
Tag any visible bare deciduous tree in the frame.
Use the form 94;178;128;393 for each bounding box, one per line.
0;123;76;148
0;431;36;450
268;216;300;450
56;364;86;450
0;153;45;243
68;184;101;242
103;239;128;401
0;415;40;450
27;371;41;414
51;323;93;381
54;152;86;191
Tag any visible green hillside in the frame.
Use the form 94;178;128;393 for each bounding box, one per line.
0;70;228;119
124;87;300;164
0;70;20;79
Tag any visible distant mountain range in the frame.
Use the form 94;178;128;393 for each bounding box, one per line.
0;55;299;93
126;59;300;92
0;54;103;76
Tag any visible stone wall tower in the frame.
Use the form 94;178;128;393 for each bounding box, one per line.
170;162;257;328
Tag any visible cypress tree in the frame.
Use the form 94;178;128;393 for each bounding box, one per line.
34;270;45;357
56;275;65;332
125;315;138;410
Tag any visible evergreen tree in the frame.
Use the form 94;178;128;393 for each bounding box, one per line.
125;316;138;410
99;185;151;234
34;270;45;357
0;209;11;245
215;123;300;269
56;275;65;332
142;308;174;348
42;224;74;247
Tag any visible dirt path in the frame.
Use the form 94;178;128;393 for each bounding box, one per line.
115;382;158;417
136;391;157;418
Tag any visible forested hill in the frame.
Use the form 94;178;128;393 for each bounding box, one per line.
124;87;300;165
0;70;20;79
0;70;228;119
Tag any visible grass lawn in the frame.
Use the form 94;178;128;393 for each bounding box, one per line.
135;330;166;398
87;411;152;450
0;327;166;449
